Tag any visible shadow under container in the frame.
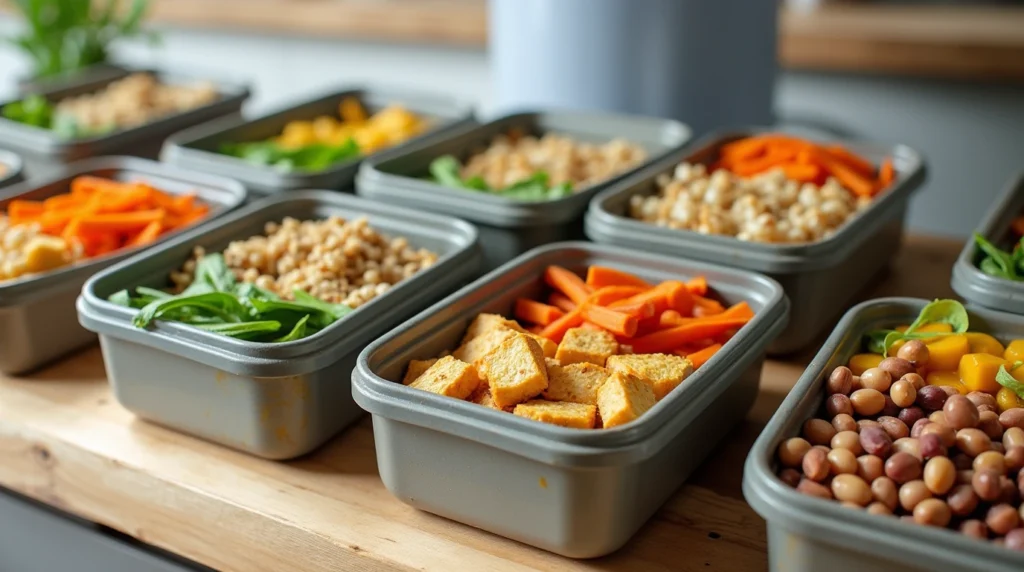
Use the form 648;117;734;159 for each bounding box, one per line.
0;149;24;189
356;110;691;270
952;172;1024;314
0;157;247;375
585;129;926;355
352;242;789;557
161;86;476;196
77;191;481;460
0;68;249;181
744;297;1024;572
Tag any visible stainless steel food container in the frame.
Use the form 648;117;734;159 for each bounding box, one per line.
352;242;788;557
0;67;249;180
0;156;247;375
585;128;926;355
0;149;24;189
744;297;1024;572
161;86;476;196
356;110;692;270
952;172;1024;314
77;191;481;460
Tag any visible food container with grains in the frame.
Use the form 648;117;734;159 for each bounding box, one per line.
0;149;24;190
953;173;1024;314
745;298;1024;572
78;191;480;459
162;86;475;195
0;156;246;375
0;69;249;180
586;129;926;354
353;242;788;557
357;110;691;270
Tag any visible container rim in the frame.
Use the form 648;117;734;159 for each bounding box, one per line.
586;127;927;273
78;190;481;371
353;241;789;466
0;156;247;301
742;296;1024;571
0;149;23;186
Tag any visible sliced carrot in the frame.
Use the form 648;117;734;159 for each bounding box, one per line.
514;298;565;326
539;308;585;343
721;301;755;321
548;292;577;313
127;220;163;247
659;310;684;328
544;266;592;305
824;145;876;178
687;343;723;368
685;276;708;296
693;296;725;316
781;163;822;183
630;317;751;354
613;300;656;320
76;209;166;234
586;285;646;306
730;147;797;177
720;137;768;162
582;305;638;337
878;158;895;189
585;266;651;289
7;200;45;223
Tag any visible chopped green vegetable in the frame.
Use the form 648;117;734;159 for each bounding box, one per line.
427;155;575;201
996;361;1024;400
865;299;969;356
2;94;114;138
111;253;352;342
974;233;1020;281
219;138;360;172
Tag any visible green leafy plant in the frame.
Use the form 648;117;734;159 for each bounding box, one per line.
429;154;574;201
864;299;969;356
996;361;1024;400
7;0;156;79
974;233;1024;281
218;138;362;173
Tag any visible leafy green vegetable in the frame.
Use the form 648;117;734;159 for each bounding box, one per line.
2;93;114;138
865;299;969;356
427;155;575;201
219;138;360;173
111;253;352;342
996;361;1024;399
975;233;1020;280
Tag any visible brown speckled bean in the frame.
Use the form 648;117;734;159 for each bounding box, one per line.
878;416;910;441
857;455;885;482
1005;446;1024;474
779;468;802;488
827;448;859;475
1004;427;1024;449
893;437;922;462
851;389;886;417
897;341;929;367
959;519;988;539
973;469;1002;502
879;357;914;383
947;484;979;517
886;452;923;484
913;498;951;527
832;413;858;433
802;447;830;482
1005;529;1024;552
922;423;956;449
826;394;854;418
860;426;893;458
917;385;948;411
898;480;932;512
944;395;980;431
828;366;854;395
923;456;956;495
978;410;1004;441
872;476;899;511
861;367;892;393
803;418;838;446
956;428;992;458
831;474;872;506
890;380;917;409
899;406;926;428
866;502;892;516
1000;408;1024;431
831;431;863;456
986;504;1020;535
967;391;998;412
919;432;946;460
910;418;931;439
974;450;1006;474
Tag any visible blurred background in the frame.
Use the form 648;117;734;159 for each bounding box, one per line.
0;0;1022;237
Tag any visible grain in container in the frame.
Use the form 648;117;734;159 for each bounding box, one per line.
952;172;1024;314
161;86;476;196
356;110;691;270
585;128;926;355
352;242;788;557
77;191;481;459
0;149;24;189
0;68;249;180
743;297;1024;572
0;156;247;375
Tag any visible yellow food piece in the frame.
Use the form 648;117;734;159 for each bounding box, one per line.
896;323;954;334
926;371;967;395
958;353;1008;394
965;333;1005;357
848;353;883;376
997;386;1024;413
275;97;426;154
923;335;971;372
1004;340;1024;363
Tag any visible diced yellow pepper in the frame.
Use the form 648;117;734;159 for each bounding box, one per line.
896;323;954;334
339;97;367;123
926;370;968;395
848;353;883;376
964;333;1005;357
923;335;971;371
958;353;1008;394
997;386;1024;413
277;121;316;148
1004;340;1024;363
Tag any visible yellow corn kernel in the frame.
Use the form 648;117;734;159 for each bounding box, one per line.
958;353;1008;394
1004;340;1024;363
926;371;967;395
923;335;971;372
997;386;1024;413
848;353;883;376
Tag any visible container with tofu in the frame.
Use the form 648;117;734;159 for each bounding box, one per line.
353;242;789;557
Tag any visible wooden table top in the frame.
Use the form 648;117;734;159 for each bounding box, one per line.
0;234;964;572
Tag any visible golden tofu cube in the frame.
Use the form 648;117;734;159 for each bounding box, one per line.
513;400;597;429
525;332;558;359
461;313;525;344
453;328;515;365
478;334;548;408
597;371;657;428
555;327;618;366
469;386;509;411
402;358;438;385
543;361;609;405
606;353;694;400
408;356;481;399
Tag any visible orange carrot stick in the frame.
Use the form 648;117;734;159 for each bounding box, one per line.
685;276;708;296
630;317;751;354
824;145;876;178
6;200;45;222
687;343;723;368
548;292;577;313
539;308;585;343
693;296;725;316
878;158;895;189
581;305;638;337
76;209;166;234
585;266;652;289
659;310;684;328
514;298;565;326
781;163;823;183
127;220;163;247
544;266;592;305
614;300;656;320
586;285;646;306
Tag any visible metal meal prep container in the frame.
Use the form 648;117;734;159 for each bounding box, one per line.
161;86;476;196
952;172;1024;314
0;156;247;375
743;297;1024;572
77;190;481;460
0;149;24;189
352;242;789;557
585;128;927;355
0;67;249;181
355;110;692;270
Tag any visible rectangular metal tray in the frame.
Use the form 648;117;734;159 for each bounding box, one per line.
585;128;926;354
743;297;1024;572
356;110;691;270
0;149;24;189
0;67;250;180
352;242;788;557
161;86;476;195
77;191;481;460
0;156;247;375
952;172;1024;314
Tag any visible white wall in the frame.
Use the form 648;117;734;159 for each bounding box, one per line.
2;23;1022;238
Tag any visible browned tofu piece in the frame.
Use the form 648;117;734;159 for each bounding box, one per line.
461;313;525;344
555;327;618;366
513;400;597;429
453;328;515;365
402;358;438;385
478;334;548;408
469;386;509;411
543;361;609;405
597;371;657;428
408;356;481;399
606;353;694;400
525;332;558;359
